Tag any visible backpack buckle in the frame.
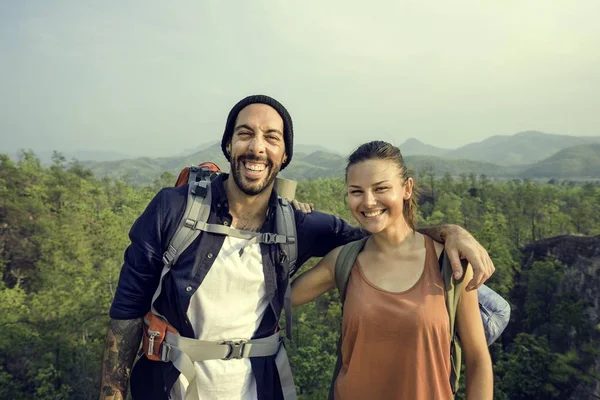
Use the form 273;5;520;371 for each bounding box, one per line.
262;233;287;244
262;233;277;244
221;340;247;360
162;245;177;266
191;183;208;197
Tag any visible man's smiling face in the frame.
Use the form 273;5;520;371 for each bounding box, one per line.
227;103;287;196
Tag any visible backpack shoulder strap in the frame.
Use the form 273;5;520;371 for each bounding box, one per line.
275;198;297;272
335;236;369;305
187;165;199;185
162;181;212;267
275;197;297;340
439;249;467;395
439;250;467;332
150;182;212;317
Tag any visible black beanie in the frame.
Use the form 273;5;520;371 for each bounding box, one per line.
221;95;294;170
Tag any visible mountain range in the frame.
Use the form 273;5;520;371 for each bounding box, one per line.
398;130;600;165
9;131;600;183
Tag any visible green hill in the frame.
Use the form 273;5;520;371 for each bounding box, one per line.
404;155;520;177
399;138;450;157
446;131;600;165
83;143;230;183
82;148;525;184
61;136;600;184
520;143;600;178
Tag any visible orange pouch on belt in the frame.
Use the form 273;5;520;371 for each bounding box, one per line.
142;311;179;361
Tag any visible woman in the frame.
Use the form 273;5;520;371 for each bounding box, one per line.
291;141;493;399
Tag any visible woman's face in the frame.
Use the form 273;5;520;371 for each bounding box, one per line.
346;158;413;234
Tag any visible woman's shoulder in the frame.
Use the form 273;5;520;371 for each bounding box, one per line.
324;238;367;271
420;232;444;259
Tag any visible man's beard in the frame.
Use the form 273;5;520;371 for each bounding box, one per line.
230;154;281;196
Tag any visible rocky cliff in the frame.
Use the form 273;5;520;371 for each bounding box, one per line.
521;235;600;399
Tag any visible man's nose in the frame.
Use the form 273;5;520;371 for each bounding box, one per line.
248;135;266;155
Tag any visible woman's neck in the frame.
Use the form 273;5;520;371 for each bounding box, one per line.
369;221;418;254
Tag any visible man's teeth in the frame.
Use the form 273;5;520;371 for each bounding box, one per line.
245;162;266;171
363;210;384;217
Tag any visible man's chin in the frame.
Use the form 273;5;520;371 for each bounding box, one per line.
237;177;269;196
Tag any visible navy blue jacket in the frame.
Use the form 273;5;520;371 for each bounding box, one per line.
109;174;365;399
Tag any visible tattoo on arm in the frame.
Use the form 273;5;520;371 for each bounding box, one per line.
100;318;143;400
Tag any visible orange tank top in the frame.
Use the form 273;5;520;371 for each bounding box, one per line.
334;236;453;400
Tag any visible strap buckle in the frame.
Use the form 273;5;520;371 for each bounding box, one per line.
160;341;171;362
221;340;247;360
162;245;176;266
262;233;287;244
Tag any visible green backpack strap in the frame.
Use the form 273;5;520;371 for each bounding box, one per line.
439;249;467;396
334;237;369;305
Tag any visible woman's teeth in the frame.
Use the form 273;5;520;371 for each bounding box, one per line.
363;210;385;217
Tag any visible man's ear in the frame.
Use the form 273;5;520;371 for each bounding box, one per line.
282;153;288;164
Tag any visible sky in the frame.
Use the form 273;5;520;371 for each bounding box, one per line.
1;0;599;158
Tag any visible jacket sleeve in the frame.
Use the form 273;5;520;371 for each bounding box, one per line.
109;188;171;320
292;210;367;276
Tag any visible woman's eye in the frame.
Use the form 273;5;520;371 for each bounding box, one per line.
375;187;388;191
350;190;362;195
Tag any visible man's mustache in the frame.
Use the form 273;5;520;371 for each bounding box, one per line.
238;154;270;164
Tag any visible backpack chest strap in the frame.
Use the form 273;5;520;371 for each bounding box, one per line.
190;219;293;256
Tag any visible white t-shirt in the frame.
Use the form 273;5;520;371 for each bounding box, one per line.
171;236;269;400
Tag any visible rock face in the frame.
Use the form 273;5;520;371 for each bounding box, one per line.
522;235;600;399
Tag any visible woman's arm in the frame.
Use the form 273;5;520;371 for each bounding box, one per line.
456;265;494;399
291;246;341;307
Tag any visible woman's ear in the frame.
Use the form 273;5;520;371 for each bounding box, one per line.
404;177;414;200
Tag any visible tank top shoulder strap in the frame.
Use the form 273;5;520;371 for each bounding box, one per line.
423;235;443;280
423;235;438;260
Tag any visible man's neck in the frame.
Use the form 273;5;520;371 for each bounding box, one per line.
224;176;272;222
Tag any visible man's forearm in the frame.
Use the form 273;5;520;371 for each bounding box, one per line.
417;224;464;243
100;318;143;400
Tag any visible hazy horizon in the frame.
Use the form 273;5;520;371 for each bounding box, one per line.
2;1;599;158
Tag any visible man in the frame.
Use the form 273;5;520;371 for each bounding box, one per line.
100;95;495;400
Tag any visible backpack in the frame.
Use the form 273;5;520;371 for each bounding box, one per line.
330;236;510;397
141;162;300;399
174;162;221;187
160;162;298;337
146;163;297;348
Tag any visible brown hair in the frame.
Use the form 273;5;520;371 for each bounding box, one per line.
345;140;419;230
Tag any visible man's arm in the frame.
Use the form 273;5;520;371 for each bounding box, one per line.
418;224;495;291
100;319;143;399
292;210;366;276
100;187;182;398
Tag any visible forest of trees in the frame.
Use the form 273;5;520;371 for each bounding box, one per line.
1;151;599;399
